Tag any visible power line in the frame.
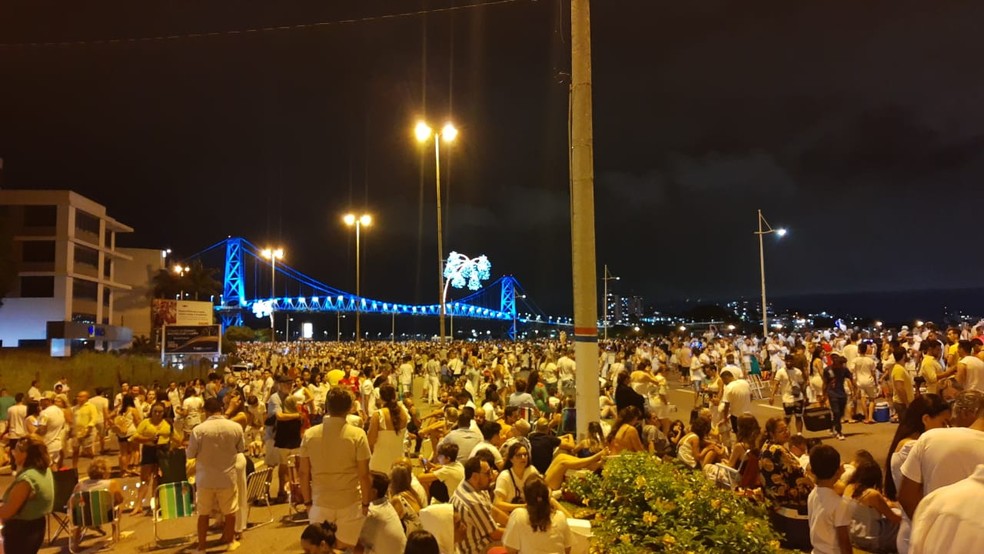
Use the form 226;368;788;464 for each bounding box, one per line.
0;0;529;49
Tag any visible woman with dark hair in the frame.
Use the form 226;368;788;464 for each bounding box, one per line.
809;345;826;405
847;460;901;553
130;401;171;515
606;406;645;454
676;415;724;469
0;434;54;554
113;394;142;476
502;475;571;553
404;530;440;554
614;369;646;416
369;383;408;474
300;520;338;553
527;370;551;416
494;442;541;514
389;463;422;534
482;384;500;423
883;393;949;554
758;416;814;551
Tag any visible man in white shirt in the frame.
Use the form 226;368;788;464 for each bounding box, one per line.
27;380;42;402
955;340;984;392
721;353;743;380
357;472;407;554
771;358;806;434
898;390;984;551
37;392;66;468
397;356;415;399
910;464;984;554
186;397;246;553
6;393;27;470
556;351;576;396
720;370;753;434
298;387;372;550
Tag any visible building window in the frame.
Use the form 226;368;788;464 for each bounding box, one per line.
74;244;99;268
72;278;98;302
20;276;55;297
75;210;100;237
21;240;55;263
23;205;56;227
103;289;111;306
103;259;112;278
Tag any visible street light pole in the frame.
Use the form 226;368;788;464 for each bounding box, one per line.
261;247;284;342
344;214;372;343
755;209;786;340
416;121;457;343
601;264;620;341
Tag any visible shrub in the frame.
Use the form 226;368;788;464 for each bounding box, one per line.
567;453;782;553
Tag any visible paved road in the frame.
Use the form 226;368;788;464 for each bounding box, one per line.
2;376;899;553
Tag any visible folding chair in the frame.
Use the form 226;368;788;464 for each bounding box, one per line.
150;480;196;548
244;467;275;529
281;455;309;524
68;489;121;553
47;467;80;545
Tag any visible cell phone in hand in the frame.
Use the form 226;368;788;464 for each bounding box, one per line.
421;457;429;466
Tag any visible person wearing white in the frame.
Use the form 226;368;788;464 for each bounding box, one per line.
955;340;984;392
721;353;744;380
898;390;984;554
771;365;806;434
357;471;407;554
37;394;66;466
502;489;572;553
720;370;752;433
909;464;984;554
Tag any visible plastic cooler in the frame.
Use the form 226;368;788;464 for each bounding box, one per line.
874;402;890;423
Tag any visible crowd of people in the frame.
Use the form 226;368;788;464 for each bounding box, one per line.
1;320;984;553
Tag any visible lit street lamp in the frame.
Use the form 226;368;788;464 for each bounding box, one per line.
415;120;458;342
755;209;786;339
343;213;372;343
172;265;189;299
261;247;284;341
601;264;619;340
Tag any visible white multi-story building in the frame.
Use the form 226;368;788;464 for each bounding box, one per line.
0;189;134;353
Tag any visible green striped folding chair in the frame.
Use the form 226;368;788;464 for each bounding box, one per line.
68;489;120;553
151;480;196;547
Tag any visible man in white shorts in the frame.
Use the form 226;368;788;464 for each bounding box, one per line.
299;387;372;550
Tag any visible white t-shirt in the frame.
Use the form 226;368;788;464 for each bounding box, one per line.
910;464;984;554
774;368;804;405
853;356;876;386
502;508;572;553
495;466;541;505
38;405;66;454
721;363;743;380
808;486;851;554
722;379;753;416
900;427;984;495
469;441;504;465
961;356;984;392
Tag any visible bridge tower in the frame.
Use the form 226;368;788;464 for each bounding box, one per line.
219;237;246;328
501;276;518;340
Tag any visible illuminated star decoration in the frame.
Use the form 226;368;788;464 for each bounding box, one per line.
443;252;491;306
252;299;275;318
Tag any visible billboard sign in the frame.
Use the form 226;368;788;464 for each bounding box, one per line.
152;300;215;328
163;325;221;354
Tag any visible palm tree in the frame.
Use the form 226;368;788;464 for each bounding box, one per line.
152;260;221;301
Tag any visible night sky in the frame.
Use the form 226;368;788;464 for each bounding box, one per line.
3;0;983;316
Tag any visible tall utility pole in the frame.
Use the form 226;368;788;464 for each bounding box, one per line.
570;0;601;439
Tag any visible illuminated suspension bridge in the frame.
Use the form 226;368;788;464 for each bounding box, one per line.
185;237;569;339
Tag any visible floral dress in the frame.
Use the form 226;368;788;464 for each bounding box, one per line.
758;442;814;513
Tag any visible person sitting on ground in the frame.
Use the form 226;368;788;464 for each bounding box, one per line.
404;529;441;554
606;406;645;455
300;520;339;554
470;421;504;469
358;471;407;554
528;418;575;475
807;445;852;554
389;464;423;535
845;459;901;553
502;475;573;554
418;443;464;503
494;442;541;514
676;414;724;469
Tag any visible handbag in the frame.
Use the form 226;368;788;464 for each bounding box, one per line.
508;469;523;504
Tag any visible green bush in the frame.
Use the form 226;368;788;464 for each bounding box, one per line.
0;350;210;395
567;453;782;553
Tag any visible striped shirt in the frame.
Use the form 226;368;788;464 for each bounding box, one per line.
451;480;497;554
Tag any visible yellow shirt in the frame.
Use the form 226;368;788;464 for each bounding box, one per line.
892;363;914;405
74;402;98;433
920;355;942;394
134;418;172;445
